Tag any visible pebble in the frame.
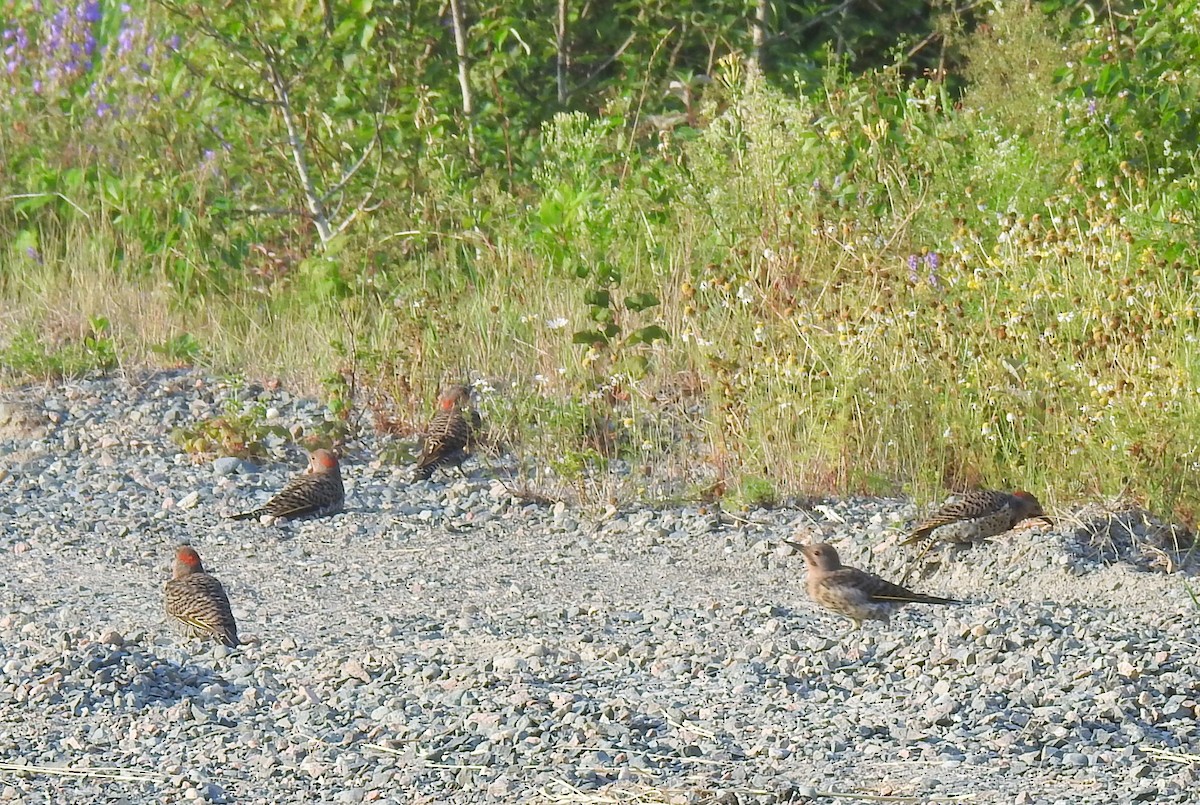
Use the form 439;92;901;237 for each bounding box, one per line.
212;457;244;476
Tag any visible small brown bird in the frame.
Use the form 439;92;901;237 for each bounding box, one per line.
903;489;1049;547
164;545;239;647
412;384;479;481
792;541;958;631
230;449;344;521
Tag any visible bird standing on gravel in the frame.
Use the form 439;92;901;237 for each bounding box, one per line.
903;489;1049;547
229;449;344;522
412;384;479;481
164;545;239;647
790;541;958;631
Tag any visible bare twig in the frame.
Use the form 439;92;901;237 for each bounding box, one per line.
567;32;636;99
226;205;308;217
1;193;91;218
320;133;381;206
1144;746;1200;764
0;761;163;782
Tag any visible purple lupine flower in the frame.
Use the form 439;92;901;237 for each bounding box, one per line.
925;252;941;288
166;34;180;51
96;101;111;116
906;253;920;284
78;1;102;23
25;247;42;264
118;25;136;54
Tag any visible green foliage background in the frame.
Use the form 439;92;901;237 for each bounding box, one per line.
2;0;1200;516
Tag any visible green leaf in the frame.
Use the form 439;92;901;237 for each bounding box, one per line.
623;291;660;312
14;195;54;214
596;263;621;284
629;325;670;345
584;289;611;308
14;230;38;253
360;19;377;48
572;330;608;346
624;355;650;376
538;198;564;227
61;168;85;192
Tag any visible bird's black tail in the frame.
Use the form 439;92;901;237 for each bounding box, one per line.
894;592;960;606
412;451;467;482
228;509;265;521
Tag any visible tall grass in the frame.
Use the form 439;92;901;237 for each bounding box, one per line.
3;5;1200;517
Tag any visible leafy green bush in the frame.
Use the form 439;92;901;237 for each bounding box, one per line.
0;317;116;380
171;400;289;459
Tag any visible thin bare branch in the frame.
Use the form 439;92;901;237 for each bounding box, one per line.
1;193;91;218
567;32;635;99
225;205;308;217
320;136;379;205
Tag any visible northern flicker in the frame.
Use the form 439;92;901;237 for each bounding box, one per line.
412;384;479;481
229;449;344;521
790;541;958;631
900;489;1049;582
903;490;1049;546
164;545;239;647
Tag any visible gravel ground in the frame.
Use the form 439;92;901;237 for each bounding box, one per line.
1;371;1198;805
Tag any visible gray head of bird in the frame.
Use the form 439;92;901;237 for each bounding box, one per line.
306;449;339;474
174;545;205;577
800;542;844;572
1012;490;1051;523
